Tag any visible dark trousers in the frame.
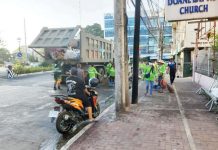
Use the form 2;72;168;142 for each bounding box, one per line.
170;72;176;84
109;76;115;83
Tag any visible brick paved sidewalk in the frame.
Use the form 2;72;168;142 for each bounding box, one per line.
68;78;218;150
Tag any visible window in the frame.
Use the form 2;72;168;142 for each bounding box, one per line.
103;52;105;59
128;18;134;26
94;40;98;48
164;26;172;35
127;27;134;36
86;50;89;58
99;41;102;49
109;44;111;51
96;40;98;48
95;50;98;59
140;36;148;45
140;27;148;35
86;37;89;46
164;36;172;45
128;36;134;45
105;19;114;28
92;39;94;47
104;14;113;19
103;42;105;49
105;29;114;37
148;37;157;45
92;50;94;58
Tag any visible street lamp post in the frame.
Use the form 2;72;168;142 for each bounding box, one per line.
17;37;21;52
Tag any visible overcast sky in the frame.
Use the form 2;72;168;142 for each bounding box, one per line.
0;0;165;52
0;0;114;51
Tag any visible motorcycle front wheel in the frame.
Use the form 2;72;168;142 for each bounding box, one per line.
56;111;75;134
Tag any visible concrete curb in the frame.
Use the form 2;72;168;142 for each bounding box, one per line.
0;70;53;79
16;71;53;77
60;102;115;150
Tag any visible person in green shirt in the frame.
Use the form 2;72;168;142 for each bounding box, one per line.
139;61;147;79
88;64;101;85
108;64;115;86
143;62;156;96
53;62;62;90
157;60;166;93
106;61;112;76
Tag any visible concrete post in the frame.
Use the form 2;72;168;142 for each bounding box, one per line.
114;0;130;112
193;23;200;82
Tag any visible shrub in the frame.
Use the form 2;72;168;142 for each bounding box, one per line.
40;61;52;67
13;63;52;75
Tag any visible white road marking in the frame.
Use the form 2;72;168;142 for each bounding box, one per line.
173;85;197;150
35;103;53;110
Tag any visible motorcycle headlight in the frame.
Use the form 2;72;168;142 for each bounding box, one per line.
64;115;70;120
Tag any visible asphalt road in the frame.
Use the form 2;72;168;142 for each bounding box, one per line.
0;72;114;150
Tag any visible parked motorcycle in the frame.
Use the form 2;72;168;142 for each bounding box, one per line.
48;86;100;134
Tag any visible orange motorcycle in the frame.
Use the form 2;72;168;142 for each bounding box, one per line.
49;86;100;134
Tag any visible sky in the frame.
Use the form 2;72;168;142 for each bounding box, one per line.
0;0;114;52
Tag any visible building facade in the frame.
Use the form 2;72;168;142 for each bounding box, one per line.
104;13;172;60
172;20;218;86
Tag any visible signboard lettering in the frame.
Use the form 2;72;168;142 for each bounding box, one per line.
165;0;218;21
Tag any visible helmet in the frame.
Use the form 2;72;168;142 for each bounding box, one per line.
71;67;77;75
89;78;99;87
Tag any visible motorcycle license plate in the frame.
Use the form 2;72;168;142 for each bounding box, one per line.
48;110;59;118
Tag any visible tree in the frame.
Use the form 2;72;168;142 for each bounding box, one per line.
28;55;38;62
0;48;10;62
84;23;104;38
0;38;6;47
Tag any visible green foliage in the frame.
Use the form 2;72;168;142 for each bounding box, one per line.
28;55;38;62
39;60;52;67
214;34;218;51
85;23;104;38
13;62;52;75
0;38;6;47
0;48;10;62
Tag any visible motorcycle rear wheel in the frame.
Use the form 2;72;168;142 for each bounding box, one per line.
56;111;75;134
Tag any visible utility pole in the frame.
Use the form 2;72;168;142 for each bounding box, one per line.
159;24;163;60
132;0;141;104
212;21;216;76
193;22;200;82
114;0;130;111
24;18;28;63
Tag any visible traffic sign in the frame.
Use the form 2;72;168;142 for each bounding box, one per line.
17;52;22;58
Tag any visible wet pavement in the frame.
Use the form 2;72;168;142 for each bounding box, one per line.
68;78;218;150
0;73;114;150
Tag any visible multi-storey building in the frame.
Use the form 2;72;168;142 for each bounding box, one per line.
104;13;172;60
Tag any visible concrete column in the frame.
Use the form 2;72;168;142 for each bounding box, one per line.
114;0;130;112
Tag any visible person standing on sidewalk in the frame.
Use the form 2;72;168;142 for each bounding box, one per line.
139;60;147;79
157;60;167;93
143;62;156;96
106;61;112;77
167;57;177;85
108;64;115;86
